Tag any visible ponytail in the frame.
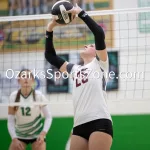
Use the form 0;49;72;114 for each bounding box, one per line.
33;89;36;101
14;89;21;111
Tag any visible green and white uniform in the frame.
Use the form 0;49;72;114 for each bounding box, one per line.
9;90;48;139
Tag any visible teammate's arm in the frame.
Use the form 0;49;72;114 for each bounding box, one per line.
8;106;24;149
36;105;52;145
45;20;69;72
8;106;17;139
78;10;107;61
41;105;52;135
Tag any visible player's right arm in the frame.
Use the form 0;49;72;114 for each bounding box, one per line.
8;105;17;139
45;19;70;73
8;94;24;150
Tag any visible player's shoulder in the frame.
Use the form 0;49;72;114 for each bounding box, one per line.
72;64;81;72
93;57;102;63
94;57;109;71
34;90;48;102
87;57;100;67
10;90;18;97
67;63;81;73
34;90;45;99
35;90;43;96
9;90;18;102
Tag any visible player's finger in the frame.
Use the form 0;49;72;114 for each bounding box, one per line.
51;15;56;20
35;140;39;146
36;139;39;144
17;144;21;150
38;140;42;145
20;143;24;150
40;138;44;144
37;137;42;144
38;139;41;144
36;139;43;148
71;14;76;21
18;143;24;150
66;6;75;13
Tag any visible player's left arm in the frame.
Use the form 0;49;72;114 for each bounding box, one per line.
78;10;107;61
40;95;52;136
41;105;52;135
69;4;107;61
8;106;17;139
36;104;52;145
8;93;17;140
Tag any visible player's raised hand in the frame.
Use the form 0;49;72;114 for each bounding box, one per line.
47;16;58;32
47;15;69;32
66;3;82;15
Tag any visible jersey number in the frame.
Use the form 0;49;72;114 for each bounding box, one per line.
21;107;31;116
76;68;88;87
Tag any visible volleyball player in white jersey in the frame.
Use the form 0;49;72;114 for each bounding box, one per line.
8;69;52;150
45;4;113;150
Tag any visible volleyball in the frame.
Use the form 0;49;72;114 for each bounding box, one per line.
51;0;74;24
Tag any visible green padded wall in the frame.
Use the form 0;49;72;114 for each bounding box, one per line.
1;115;150;150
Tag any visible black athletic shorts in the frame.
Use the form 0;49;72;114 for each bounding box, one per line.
73;119;113;140
18;138;46;145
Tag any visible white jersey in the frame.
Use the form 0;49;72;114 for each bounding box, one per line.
71;57;111;127
9;90;48;139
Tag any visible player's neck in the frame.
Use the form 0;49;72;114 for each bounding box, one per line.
83;57;94;65
21;87;32;97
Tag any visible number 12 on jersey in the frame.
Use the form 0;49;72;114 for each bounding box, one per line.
21;107;31;116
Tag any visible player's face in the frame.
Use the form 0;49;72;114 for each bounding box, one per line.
18;71;34;88
81;44;96;58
